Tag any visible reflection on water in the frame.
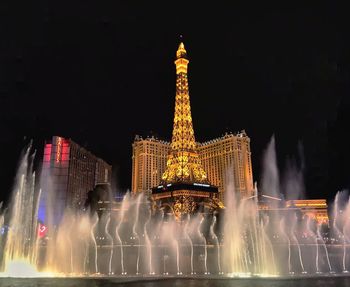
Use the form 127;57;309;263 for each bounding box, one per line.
0;277;350;287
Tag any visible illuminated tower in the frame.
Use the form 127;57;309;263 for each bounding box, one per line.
161;42;208;184
151;42;222;219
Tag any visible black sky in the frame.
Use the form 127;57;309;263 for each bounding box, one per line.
0;3;349;203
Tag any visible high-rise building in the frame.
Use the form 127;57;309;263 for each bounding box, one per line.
39;136;112;223
131;42;254;203
197;131;254;201
131;135;170;195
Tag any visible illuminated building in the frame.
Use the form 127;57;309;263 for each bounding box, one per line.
285;199;329;224
39;136;112;224
131;43;254;204
256;194;329;224
197;131;254;202
131;135;170;195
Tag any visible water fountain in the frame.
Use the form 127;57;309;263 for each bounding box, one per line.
1;140;350;285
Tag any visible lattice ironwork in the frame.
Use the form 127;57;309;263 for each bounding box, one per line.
161;42;208;183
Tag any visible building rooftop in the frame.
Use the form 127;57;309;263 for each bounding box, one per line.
134;130;249;147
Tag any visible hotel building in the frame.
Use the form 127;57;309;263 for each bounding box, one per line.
39;136;112;223
132;132;253;202
197;131;254;201
131;135;170;195
285;199;329;224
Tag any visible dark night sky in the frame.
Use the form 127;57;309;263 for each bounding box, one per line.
0;3;349;203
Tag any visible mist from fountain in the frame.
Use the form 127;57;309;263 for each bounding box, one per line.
115;193;128;275
104;214;114;275
144;208;153;275
132;194;141;275
291;214;306;273
261;135;280;201
90;214;99;274
1;139;350;278
305;216;319;273
317;223;332;273
1;147;41;276
172;226;180;275
209;215;221;274
184;214;194;274
342;198;350;273
197;216;208;274
279;217;291;274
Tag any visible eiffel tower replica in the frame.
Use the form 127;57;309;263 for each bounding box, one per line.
151;42;223;219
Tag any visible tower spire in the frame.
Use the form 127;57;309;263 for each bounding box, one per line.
161;42;207;183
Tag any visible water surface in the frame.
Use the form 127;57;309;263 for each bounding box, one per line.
1;277;350;287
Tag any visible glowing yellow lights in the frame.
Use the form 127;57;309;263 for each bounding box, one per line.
293;203;327;207
175;59;189;74
225;272;279;278
285;199;327;208
161;42;208;184
56;137;62;163
285;199;329;224
176;42;187;59
175;42;189;74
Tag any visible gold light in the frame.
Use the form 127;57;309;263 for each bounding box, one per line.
161;42;208;184
56;137;62;163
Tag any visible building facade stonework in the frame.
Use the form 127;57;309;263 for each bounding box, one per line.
132;131;254;202
131;135;170;195
197;131;254;201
